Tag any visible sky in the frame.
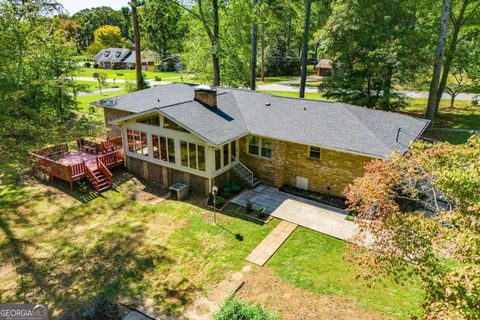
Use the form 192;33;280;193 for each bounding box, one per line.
58;0;126;15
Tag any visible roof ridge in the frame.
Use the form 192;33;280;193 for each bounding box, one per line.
342;104;393;154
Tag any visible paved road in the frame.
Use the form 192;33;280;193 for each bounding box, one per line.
257;83;477;101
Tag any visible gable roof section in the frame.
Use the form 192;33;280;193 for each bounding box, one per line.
92;83;429;158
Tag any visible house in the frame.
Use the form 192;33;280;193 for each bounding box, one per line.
315;59;333;77
92;83;429;197
159;55;182;72
91;48;155;71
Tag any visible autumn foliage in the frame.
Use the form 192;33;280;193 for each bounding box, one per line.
345;135;480;320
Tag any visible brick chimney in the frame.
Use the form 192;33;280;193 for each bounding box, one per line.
194;85;217;108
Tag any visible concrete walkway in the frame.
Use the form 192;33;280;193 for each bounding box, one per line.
271;199;357;242
231;185;359;243
246;221;297;266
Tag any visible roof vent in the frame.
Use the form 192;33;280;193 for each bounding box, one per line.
194;85;217;108
265;102;271;106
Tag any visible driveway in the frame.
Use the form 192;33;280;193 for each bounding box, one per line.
231;185;359;243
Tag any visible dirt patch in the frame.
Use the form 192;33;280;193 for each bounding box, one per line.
236;267;391;320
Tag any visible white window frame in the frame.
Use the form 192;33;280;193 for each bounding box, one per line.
308;146;321;160
247;135;272;159
180;140;206;172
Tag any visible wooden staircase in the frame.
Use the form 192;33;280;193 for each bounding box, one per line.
84;158;113;192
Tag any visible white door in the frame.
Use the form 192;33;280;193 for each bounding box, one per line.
296;176;309;190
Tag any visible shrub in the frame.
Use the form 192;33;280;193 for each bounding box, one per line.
124;81;136;93
258;207;266;218
84;61;91;68
155;76;162;81
213;195;225;207
93;63;99;69
213;297;278;320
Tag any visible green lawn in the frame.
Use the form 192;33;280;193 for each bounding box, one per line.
75;67;191;81
0;175;279;316
268;227;424;319
262;90;328;100
75;90;128;122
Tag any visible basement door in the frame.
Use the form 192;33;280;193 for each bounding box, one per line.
296;176;309;190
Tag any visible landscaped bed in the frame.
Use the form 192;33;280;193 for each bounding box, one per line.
280;184;347;209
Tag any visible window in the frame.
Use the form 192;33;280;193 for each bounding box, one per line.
180;141;188;167
215;149;221;171
231;140;237;162
248;136;259;155
167;138;175;163
261;139;272;158
180;141;205;171
223;143;229;166
248;136;272;159
127;129;148;156
198;146;206;171
309;146;321;160
163;117;189;133
137;115;160;126
152;135;173;162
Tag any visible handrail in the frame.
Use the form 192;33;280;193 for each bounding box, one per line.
84;163;99;191
97;158;113;185
231;156;254;183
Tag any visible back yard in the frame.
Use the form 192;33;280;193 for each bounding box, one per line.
0;169;424;319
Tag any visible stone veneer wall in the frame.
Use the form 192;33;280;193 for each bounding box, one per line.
238;137;373;197
103;107;131;138
126;156;209;196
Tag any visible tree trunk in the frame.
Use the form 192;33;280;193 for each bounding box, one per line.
434;0;469;115
299;0;312;98
260;26;265;82
425;0;451;126
250;0;259;90
449;92;456;108
212;0;220;86
131;0;143;91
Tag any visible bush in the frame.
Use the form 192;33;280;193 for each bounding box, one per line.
124;81;136;93
84;61;91;68
213;195;225;207
155;76;162;81
93;63;99;69
258;207;266;218
213;297;278;320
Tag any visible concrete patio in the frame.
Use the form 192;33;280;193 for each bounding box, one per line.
231;185;359;242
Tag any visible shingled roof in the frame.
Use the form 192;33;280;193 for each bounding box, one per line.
92;83;429;158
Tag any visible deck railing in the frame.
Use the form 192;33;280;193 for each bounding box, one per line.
84;164;99;191
97;158;113;185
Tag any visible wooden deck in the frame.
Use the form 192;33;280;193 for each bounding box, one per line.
30;137;124;192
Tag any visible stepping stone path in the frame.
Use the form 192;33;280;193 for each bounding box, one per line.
246;221;297;266
183;265;252;320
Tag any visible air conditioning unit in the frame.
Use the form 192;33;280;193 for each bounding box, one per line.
169;183;189;200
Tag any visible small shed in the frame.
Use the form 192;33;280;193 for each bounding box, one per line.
315;59;333;77
159;55;182;72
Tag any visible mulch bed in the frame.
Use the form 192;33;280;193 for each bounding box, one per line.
280;184;347;209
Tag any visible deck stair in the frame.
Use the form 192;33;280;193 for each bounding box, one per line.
84;158;113;192
231;156;261;189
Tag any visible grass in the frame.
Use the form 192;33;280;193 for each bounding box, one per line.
0;174;279;317
262;90;328;100
75;67;191;81
75;90;128;122
268;227;424;319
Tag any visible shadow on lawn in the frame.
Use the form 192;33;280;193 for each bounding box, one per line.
0;177;197;317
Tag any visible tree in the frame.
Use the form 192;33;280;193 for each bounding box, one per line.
319;0;432;110
299;0;312;98
0;0;87;175
250;0;259;90
345;135;480;319
170;0;223;86
130;0;143;91
87;25;127;56
72;7;127;49
141;0;185;57
426;0;451;125
434;0;480;114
